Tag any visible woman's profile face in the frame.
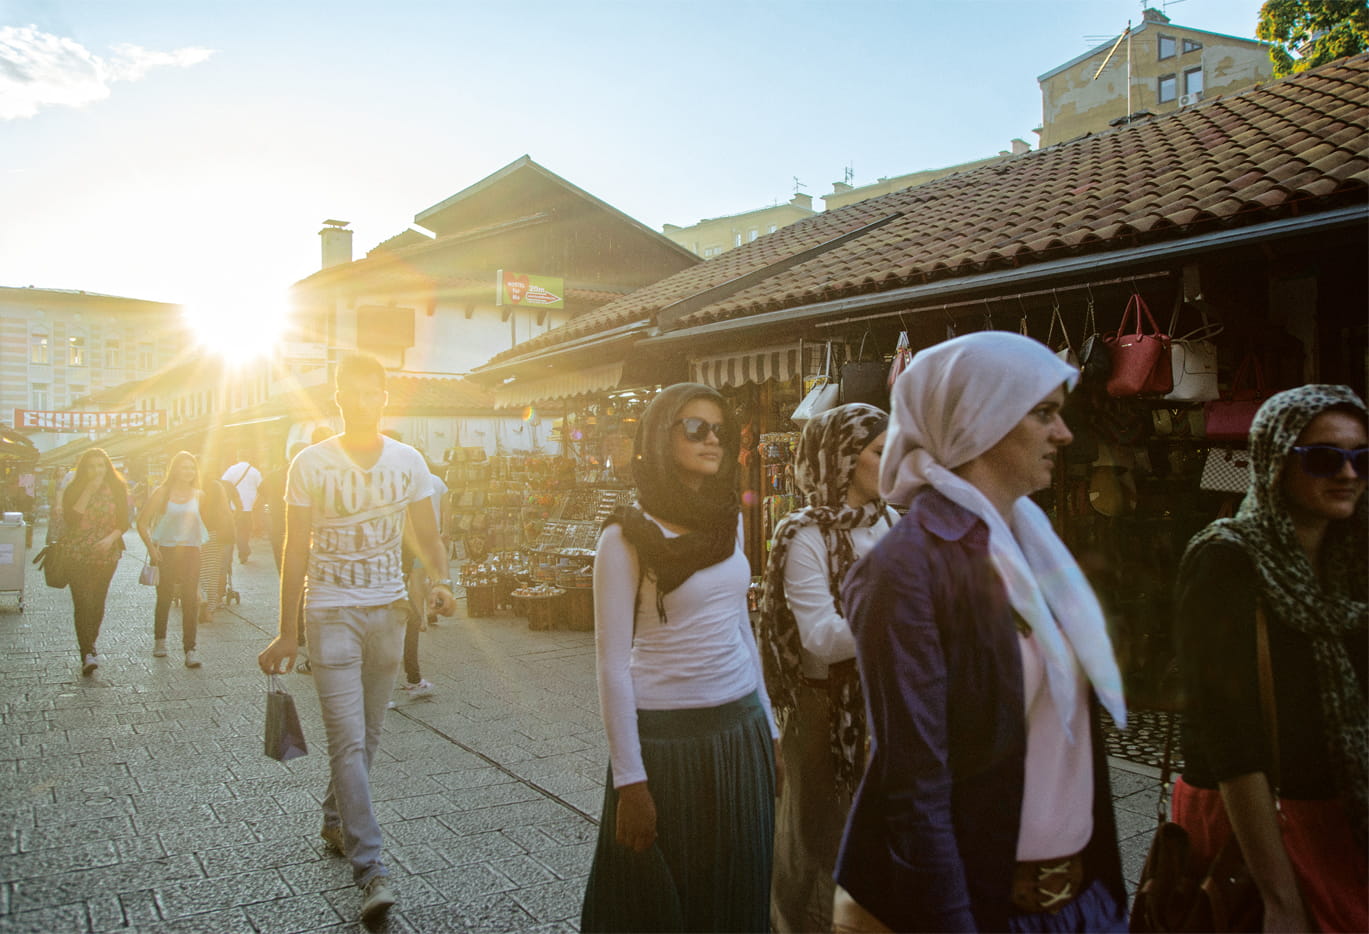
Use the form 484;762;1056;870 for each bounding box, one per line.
1282;410;1367;525
847;431;886;507
670;397;726;490
973;386;1072;500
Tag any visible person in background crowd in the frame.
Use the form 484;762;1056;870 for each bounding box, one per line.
581;382;778;933
198;474;237;622
137;450;210;668
1173;385;1367;933
835;332;1129;932
758;403;896;933
221;449;262;563
257;353;454;925
62;448;130;676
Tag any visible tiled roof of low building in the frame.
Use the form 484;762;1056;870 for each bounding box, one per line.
486;52;1368;366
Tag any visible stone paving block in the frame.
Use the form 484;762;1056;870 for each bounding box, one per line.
116;833;170;862
528;842;593;882
1114;784;1163;817
435;781;545;814
507;877;584;924
134;906;257;933
437;799;574;837
157;821;261;856
382;815;462;850
274;855;353;897
19;813;136;851
1113;803;1157;841
411;863;522;904
0;899;88;934
369;771;448;800
129;803;219;834
240;891;345;933
8;853;204;914
487;854;556;889
539;820;598;849
429;767;512;793
428;830;524;868
211;795;286;825
387;842;455;876
154;866;292;920
0;837;120;883
196;838;318;878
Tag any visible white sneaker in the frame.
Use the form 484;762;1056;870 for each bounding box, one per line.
184;650;202;668
401;678;434;698
82;654;99;676
152;639;168;658
359;876;396;923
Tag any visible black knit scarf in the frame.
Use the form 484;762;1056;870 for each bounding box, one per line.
604;383;740;623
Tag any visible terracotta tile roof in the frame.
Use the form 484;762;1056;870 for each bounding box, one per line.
486;53;1368;366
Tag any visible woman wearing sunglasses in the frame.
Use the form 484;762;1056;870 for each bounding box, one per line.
834;332;1130;932
581;383;778;933
757;403;896;933
1173;384;1367;933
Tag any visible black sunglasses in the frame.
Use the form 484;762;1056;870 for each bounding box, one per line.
674;417;726;443
1290;445;1369;478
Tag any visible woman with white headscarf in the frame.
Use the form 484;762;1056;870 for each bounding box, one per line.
833;331;1129;933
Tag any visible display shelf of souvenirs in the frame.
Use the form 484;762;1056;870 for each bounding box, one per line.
510;582;567;631
758;431;801;552
460;553;531;617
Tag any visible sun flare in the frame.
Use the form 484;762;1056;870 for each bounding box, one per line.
183;291;289;363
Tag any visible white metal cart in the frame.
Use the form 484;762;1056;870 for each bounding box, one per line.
0;513;27;611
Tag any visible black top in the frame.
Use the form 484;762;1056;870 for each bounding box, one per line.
1175;541;1368;799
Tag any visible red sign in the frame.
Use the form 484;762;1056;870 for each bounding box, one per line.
14;409;166;432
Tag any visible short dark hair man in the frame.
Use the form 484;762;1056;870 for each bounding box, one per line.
258;353;454;923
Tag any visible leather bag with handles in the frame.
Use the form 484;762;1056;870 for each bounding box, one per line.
1104;293;1173;397
792;342;839;426
1164;301;1223;403
1203;353;1268;441
840;332;890;409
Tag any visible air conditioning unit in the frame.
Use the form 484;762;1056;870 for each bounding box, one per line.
1179;91;1204;107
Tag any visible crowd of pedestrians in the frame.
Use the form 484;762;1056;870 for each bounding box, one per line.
42;344;1366;930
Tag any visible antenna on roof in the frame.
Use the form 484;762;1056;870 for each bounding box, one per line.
792;176;807;193
843;164;855;185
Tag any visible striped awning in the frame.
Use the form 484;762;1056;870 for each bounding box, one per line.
689;342;802;389
491;361;625;409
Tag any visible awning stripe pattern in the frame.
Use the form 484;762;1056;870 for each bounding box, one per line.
491;361;625;409
690;342;802;390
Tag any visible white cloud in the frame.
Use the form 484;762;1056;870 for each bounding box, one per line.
0;25;214;120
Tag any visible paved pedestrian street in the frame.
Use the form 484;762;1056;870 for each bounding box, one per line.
1;530;1160;932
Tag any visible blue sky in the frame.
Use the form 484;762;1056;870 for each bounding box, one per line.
1;0;1268;320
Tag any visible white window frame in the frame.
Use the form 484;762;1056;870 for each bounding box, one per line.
1158;73;1178;103
1158;34;1176;60
30;333;49;365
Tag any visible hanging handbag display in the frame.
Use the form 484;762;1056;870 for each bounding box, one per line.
1199;447;1252;494
1104;293;1173;397
1164;301;1223;403
840;332;889;409
1078;296;1111;387
264;675;309;762
1047;300;1078;368
1129;608;1275;933
792;343;839;425
1203;353;1268;441
887;330;913;388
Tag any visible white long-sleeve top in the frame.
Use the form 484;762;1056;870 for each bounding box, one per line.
594;514;777;788
782;508;899;680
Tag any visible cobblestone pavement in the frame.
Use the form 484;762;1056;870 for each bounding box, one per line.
0;528;1159;933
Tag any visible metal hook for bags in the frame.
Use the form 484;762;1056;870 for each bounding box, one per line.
944;307;957;339
983;299;995;331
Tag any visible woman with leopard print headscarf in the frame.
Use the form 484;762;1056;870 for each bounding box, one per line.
1174;384;1368;933
759;403;896;934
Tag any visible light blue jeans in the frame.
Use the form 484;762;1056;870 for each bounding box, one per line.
308;599;407;886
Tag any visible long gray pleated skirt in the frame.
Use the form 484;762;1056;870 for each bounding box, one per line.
581;690;775;933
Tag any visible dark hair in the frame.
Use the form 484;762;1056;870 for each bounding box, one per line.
63;448;130;529
336;353;386;392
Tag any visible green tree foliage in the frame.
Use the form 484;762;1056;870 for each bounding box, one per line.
1257;0;1369;76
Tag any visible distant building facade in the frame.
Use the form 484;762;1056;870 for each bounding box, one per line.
1038;7;1271;147
0;286;191;453
662;194;817;258
822;141;1033;211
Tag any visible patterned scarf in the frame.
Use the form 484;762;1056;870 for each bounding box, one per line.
1181;384;1368;844
604;383;740;623
759;403;889;795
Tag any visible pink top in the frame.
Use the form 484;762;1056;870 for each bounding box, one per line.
1016;630;1094;860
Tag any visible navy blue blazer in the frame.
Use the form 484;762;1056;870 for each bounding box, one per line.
834;489;1124;932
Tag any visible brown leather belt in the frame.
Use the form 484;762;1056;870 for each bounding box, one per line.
1010;852;1084;914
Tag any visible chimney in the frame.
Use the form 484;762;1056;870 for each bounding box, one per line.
1011;138;1031;155
1141;7;1170;24
319;219;353;269
790;192;814;211
830;181;853;194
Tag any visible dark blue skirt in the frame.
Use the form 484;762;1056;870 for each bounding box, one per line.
581;690;775;933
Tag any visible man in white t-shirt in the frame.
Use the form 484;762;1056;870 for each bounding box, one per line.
257;353;454;924
221;452;262;564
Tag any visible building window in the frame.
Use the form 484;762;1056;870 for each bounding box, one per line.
1158;74;1178;103
105;341;121;369
733;233;743;248
1182;38;1202;54
1158;35;1176;60
748;229;759;241
137;343;153;371
69;386;86;406
1183;67;1204;97
31;383;48;409
68;335;86;366
30;333;49;365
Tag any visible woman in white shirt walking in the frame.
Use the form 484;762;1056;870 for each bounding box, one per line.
758;403;895;933
136;450;210;668
581;382;779;933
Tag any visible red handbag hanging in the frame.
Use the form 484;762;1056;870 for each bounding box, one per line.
1203;353;1268;441
1104;293;1173;397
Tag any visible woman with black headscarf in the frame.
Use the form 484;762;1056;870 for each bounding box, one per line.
1174;384;1367;933
580;383;778;933
758;403;896;933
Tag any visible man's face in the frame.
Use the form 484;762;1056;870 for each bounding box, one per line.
335;375;387;429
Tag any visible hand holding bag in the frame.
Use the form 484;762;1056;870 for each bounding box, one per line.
792;343;839;426
139;554;159;587
1203;354;1267;441
264;675;309;761
1105;293;1173;397
1164;301;1223;403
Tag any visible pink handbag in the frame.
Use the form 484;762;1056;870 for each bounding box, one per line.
1203;354;1268;441
1104;294;1172;397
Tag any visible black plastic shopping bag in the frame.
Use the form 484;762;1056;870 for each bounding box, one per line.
264;675;308;761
